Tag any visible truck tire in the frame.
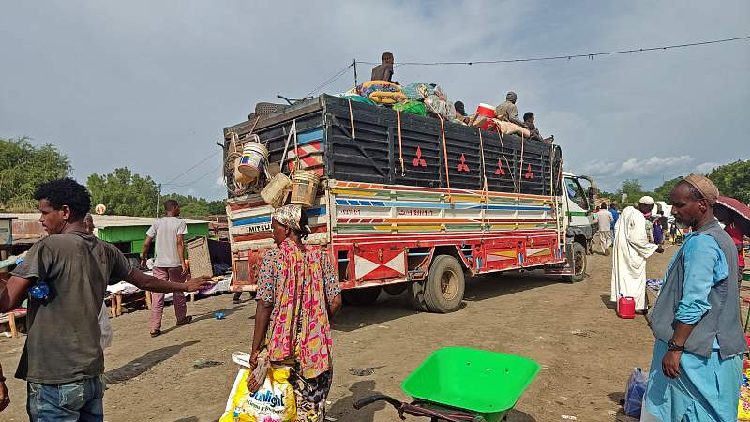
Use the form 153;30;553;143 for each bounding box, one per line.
409;281;429;312
564;242;587;283
342;286;382;305
383;283;408;296
424;255;465;313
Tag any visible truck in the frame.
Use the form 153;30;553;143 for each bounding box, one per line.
222;95;597;312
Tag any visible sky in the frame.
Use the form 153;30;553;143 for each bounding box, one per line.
1;1;748;199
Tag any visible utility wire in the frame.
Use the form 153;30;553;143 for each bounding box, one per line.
168;164;223;189
355;36;750;67
305;63;354;97
162;148;221;186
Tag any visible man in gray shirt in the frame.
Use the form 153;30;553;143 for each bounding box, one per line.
141;199;190;337
495;91;524;126
0;178;211;422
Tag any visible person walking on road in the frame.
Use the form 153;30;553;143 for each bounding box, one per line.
610;196;660;312
141;199;191;337
247;204;342;422
0;178;211;422
641;174;746;422
595;203;613;255
609;203;619;238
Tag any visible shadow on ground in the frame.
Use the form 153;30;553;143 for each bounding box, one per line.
333;271;567;331
160;302;249;335
505;409;538;421
328;380;385;422
464;271;561;302
601;294;616;310
104;340;199;384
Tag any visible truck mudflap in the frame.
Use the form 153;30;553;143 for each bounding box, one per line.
544;243;577;276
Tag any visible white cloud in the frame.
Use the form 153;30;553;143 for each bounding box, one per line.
696;162;720;174
1;1;748;200
579;155;694;178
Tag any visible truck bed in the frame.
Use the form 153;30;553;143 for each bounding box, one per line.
224;95;562;196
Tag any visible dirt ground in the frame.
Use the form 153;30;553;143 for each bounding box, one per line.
1;246;680;422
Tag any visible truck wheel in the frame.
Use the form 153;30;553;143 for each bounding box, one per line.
342;286;382;305
424;255;465;313
409;281;429;312
564;242;587;283
383;283;408;296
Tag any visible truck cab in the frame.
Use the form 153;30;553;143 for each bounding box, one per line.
556;173;598;281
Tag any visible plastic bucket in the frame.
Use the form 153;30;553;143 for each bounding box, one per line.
618;296;636;319
237;142;268;181
291;170;320;208
261;173;292;207
476;103;495;129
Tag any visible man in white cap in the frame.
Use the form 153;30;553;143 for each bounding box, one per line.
610;196;660;312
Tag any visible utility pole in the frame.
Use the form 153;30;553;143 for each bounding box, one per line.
156;183;161;218
353;58;358;87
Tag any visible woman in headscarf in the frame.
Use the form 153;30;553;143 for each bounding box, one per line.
247;204;342;422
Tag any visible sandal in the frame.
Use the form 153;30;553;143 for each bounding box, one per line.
150;329;161;338
176;315;193;326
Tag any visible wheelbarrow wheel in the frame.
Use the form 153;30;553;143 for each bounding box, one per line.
424;255;465;313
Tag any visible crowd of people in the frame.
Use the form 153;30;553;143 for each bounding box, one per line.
370;52;553;143
0;178;341;422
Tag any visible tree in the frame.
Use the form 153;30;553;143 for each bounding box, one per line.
160;193;225;218
87;168;160;217
0;137;72;211
653;176;683;202
613;179;656;206
709;160;750;204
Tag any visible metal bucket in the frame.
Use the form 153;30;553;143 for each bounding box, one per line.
261;173;292;207
237;142;268;181
291;170;320;208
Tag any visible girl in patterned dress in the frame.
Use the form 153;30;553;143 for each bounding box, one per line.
247;204;342;422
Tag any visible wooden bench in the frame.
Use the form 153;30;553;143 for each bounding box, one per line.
0;310;27;338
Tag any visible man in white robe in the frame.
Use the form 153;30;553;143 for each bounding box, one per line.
610;196;660;311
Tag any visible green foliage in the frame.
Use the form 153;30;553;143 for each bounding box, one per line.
653;176;683;202
0;137;72;212
612;179;656;206
708;160;750;204
160;193;225;218
87;168;160;217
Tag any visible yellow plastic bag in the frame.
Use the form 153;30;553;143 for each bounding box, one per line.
738;366;750;420
220;366;296;422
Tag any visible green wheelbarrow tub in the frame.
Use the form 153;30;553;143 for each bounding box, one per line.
401;347;540;418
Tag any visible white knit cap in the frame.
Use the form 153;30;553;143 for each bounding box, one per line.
638;196;655;205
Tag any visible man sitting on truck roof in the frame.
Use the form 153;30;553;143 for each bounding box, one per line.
495;92;524;126
371;51;394;82
523;112;547;143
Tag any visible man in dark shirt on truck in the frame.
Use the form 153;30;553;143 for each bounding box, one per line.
0;178;212;422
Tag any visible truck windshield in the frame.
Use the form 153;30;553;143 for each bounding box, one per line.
564;178;588;210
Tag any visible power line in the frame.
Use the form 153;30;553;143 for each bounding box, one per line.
355;35;750;67
169;164;223;189
305;63;354;97
162;148;221;186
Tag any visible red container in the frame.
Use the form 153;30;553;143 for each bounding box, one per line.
618;296;636;319
475;103;495;129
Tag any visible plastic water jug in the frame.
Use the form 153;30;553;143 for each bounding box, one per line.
618;296;636;319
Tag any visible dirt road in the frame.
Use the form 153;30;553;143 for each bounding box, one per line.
1;248;677;422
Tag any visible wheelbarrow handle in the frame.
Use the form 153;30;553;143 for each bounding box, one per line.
352;394;402;410
352;394;485;422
